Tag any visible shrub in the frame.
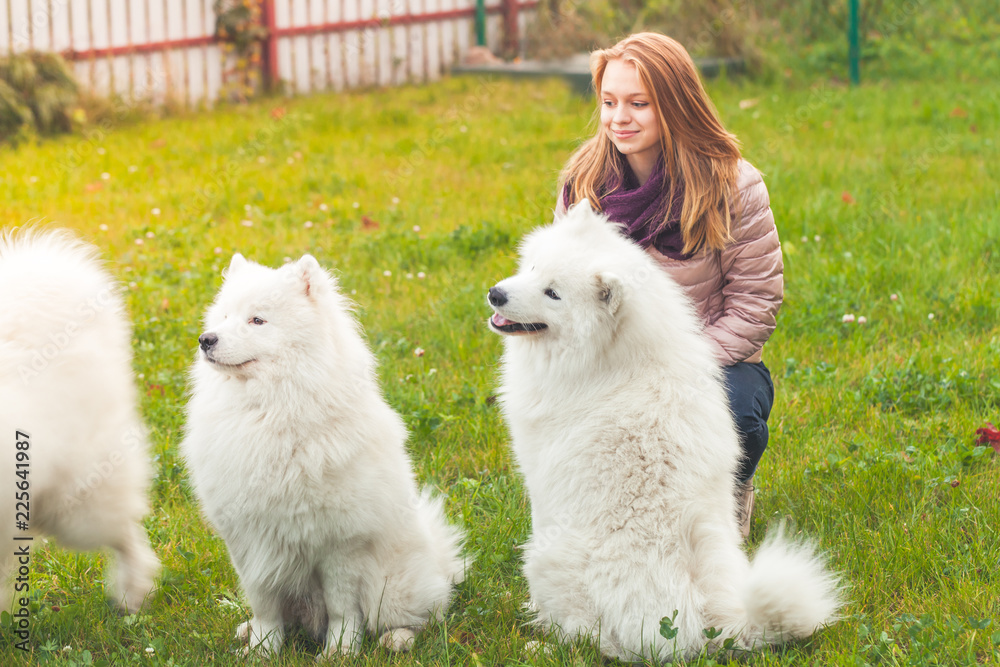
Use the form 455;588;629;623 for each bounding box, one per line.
0;51;79;145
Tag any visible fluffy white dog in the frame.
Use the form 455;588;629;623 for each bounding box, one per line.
181;253;464;659
487;204;841;662
0;229;160;615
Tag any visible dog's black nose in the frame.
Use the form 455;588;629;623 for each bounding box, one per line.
488;286;508;307
199;333;218;351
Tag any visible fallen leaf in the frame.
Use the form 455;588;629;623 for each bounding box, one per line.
161;297;170;311
841;191;855;204
974;422;1000;453
949;107;967;118
361;215;379;230
969;124;977;133
85;182;103;193
150;138;166;149
271;106;286;120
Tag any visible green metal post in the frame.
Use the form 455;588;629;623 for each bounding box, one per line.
849;0;860;85
476;0;486;47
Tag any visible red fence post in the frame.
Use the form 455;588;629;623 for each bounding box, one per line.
261;0;279;92
502;0;519;58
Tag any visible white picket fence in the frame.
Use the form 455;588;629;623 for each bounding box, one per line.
1;0;537;106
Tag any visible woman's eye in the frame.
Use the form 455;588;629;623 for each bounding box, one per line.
544;288;560;300
632;102;648;108
250;317;266;325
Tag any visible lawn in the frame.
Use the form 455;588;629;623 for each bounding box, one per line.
1;70;998;666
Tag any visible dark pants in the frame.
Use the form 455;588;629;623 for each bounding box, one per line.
723;362;774;483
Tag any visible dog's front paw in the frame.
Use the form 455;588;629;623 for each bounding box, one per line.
315;643;358;662
235;620;250;642
524;640;554;656
378;627;416;652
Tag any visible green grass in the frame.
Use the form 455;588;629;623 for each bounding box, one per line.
1;70;998;666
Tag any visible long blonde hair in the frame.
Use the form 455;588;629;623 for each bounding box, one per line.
560;33;742;254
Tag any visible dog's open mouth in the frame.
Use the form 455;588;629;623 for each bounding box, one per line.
489;312;548;335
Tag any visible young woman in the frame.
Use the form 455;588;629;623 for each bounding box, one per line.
557;32;782;538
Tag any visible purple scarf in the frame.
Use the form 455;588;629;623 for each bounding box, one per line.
563;156;690;259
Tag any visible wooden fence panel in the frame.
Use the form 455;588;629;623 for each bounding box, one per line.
1;0;537;106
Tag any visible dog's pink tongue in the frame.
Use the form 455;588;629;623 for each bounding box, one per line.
492;313;513;327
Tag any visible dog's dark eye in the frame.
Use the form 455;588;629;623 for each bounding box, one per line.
250;317;266;325
544;288;560;300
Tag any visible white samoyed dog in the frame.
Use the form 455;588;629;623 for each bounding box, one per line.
0;229;160;615
181;253;464;658
487;204;841;662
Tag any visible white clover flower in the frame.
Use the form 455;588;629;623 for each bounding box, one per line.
857;316;867;324
151;208;161;216
99;224;108;231
101;172;110;180
413;225;421;232
319;203;328;212
890;293;898;301
383;270;392;277
353;202;360;209
391;197;400;205
241;220;253;227
214;247;222;254
304;221;313;228
135;238;144;245
128;165;138;173
842;313;855;323
414;348;425;357
97;147;106;155
146;231;155;238
417;271;426;279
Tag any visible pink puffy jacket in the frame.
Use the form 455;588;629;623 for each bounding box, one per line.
557;159;783;366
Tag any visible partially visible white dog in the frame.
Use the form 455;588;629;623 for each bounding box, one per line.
487;204;841;662
181;253;464;659
0;229;160;615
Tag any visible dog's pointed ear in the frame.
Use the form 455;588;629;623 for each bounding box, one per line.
224;253;248;278
295;254;325;297
596;272;623;315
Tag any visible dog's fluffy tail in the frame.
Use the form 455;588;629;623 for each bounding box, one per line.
742;525;842;646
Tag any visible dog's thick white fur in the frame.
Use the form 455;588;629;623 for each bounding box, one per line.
488;204;841;662
181;253;464;658
0;229;160;614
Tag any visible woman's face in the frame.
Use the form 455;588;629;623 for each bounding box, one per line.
600;58;662;175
